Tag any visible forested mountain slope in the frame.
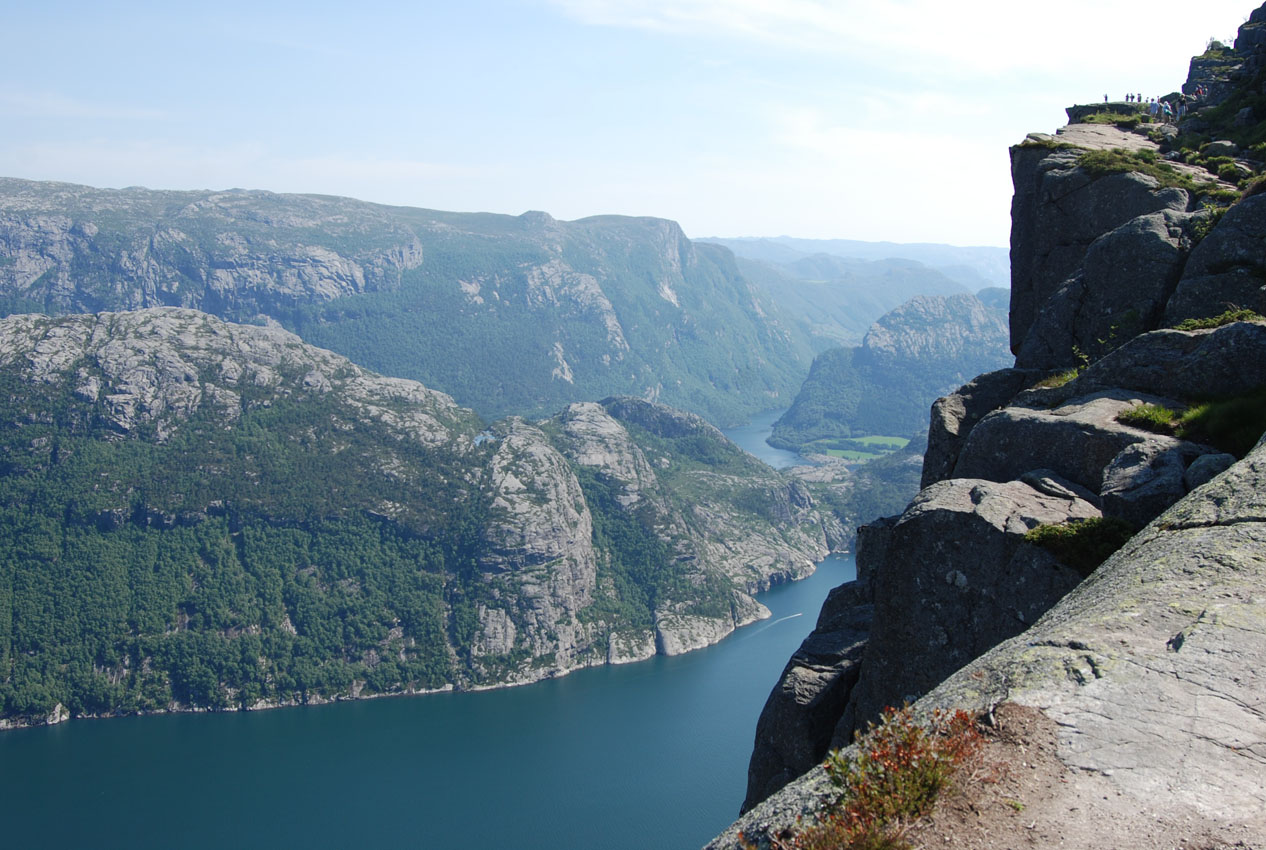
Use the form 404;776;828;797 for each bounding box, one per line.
770;294;1011;451
0;308;841;727
0;180;810;425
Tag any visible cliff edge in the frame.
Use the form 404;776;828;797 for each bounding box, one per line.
714;9;1266;847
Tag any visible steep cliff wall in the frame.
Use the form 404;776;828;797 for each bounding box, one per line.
720;9;1266;842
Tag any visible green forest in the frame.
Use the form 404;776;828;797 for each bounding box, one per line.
0;347;790;724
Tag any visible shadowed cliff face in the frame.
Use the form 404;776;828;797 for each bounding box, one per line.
722;6;1266;840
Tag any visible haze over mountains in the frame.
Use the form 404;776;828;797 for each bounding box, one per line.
0;176;1008;727
0;178;1007;427
702;236;1008;349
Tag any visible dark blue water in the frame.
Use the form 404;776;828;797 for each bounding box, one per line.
0;411;844;848
0;555;854;850
724;409;805;469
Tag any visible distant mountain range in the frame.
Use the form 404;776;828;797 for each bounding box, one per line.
0;178;1008;426
701;236;1009;349
769;293;1012;451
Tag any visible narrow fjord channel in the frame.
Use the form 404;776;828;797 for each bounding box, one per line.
1;414;851;850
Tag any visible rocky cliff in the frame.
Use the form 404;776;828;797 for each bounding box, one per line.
0;308;842;728
714;11;1266;846
0;179;810;425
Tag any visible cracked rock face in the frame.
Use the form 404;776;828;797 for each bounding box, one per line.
0;308;472;445
1009;141;1191;358
1016;208;1201;369
1167;193;1266;324
843;477;1096;731
476;418;598;672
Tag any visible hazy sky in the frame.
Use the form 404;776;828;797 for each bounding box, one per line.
2;1;1254;246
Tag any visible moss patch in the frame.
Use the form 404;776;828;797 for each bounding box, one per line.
1024;517;1137;577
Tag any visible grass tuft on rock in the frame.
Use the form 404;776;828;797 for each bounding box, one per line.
1173;307;1265;330
1024;517;1137;577
1116;402;1178;434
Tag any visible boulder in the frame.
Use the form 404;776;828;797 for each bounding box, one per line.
1166;193;1266;324
1055;320;1266;402
841;477;1097;733
922;368;1041;488
1205;139;1240;157
1183;451;1237;489
1015;209;1200;369
1100;439;1212;527
951;390;1189;495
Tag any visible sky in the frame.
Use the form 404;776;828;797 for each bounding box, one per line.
1;1;1256;247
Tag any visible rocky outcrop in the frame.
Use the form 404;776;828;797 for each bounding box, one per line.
474;419;597;676
922;368;1041;488
711;435;1266;849
1166;193;1266;323
840;477;1095;732
1009;139;1191;362
1015;208;1202;368
725;12;1266;831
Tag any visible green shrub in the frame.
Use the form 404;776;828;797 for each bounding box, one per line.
1077;149;1229;200
1218;162;1246;183
1177;389;1266;457
1081;111;1144;129
1114;384;1266;458
1031;368;1081;390
1024;517;1137;577
1191;206;1228;243
1173;307;1264;330
1117;402;1178;433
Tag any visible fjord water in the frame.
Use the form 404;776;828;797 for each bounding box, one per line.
721;408;806;469
0;555;854;849
0;409;847;849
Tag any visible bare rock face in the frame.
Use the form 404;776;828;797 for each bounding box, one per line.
843;478;1095;730
476;418;598;676
1016;209;1201;369
1054;320;1266;401
555;401;663;507
742;582;872;813
711;438;1266;850
951;390;1213;511
1009;141;1190;358
922;368;1041;489
1166;193;1266;324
